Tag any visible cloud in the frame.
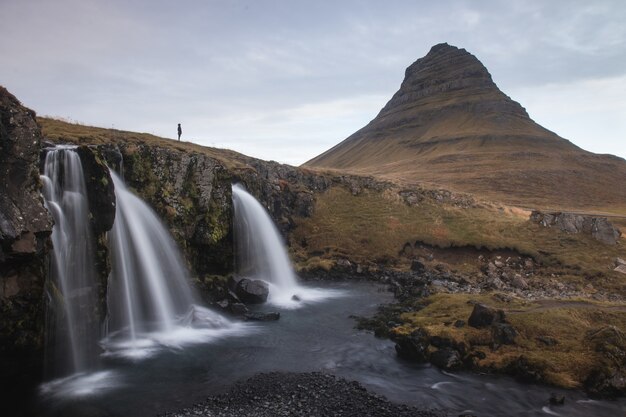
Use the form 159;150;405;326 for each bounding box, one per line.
510;74;626;158
1;0;625;164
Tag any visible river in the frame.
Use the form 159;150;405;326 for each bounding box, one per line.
35;282;625;417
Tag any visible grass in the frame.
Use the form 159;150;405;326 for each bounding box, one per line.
292;185;626;293
395;293;626;389
38;116;252;171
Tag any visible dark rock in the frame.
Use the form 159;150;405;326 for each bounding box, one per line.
536;336;558;346
235;278;269;304
75;146;116;233
430;335;455;349
468;303;505;328
0;87;53;403
229;303;248;316
584;367;626;397
394;328;430;361
244;312;280;321
410;259;425;272
491;322;517;346
549;393;565;405
504;355;544;383
430;348;462;370
291;294;301;301
454;320;465;328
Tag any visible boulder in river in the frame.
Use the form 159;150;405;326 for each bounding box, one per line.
235;278;269;304
430;348;462;370
244;312;280;321
394;328;430;361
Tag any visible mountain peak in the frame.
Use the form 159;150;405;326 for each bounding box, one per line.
378;42;524;120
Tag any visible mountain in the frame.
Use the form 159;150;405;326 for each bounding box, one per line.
304;43;626;213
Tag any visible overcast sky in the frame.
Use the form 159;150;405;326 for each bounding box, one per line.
1;0;625;165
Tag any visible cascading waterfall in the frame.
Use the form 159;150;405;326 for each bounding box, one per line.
41;147;100;377
232;183;340;307
104;171;238;358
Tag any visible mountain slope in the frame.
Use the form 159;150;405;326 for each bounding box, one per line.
304;43;626;213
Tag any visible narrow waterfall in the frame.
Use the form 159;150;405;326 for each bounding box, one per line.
41;147;100;377
232;183;304;305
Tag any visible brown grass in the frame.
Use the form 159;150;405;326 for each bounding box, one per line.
292;185;626;293
396;293;626;389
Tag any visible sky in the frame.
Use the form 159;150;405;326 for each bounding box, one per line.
1;0;625;166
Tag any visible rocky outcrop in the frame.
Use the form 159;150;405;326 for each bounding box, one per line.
530;211;622;245
0;87;53;401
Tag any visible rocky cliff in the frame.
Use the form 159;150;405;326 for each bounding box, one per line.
0;87;53;401
304;43;626;212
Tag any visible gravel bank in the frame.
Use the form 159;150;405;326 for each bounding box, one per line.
163;372;446;417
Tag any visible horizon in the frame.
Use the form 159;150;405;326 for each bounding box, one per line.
1;0;625;165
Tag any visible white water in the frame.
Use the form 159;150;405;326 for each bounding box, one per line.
41;147;100;376
232;183;343;308
104;172;248;360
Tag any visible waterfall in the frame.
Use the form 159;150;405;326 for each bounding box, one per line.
41;147;100;377
232;183;340;307
104;171;238;358
232;184;298;290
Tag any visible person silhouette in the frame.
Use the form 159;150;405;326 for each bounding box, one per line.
177;123;182;141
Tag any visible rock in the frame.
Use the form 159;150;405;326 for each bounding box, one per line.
291;294;301;301
235;278;269;304
430;348;462;370
410;259;425;272
468;303;505;328
591;218;622;245
530;211;621;245
584;367;626;397
614;265;626;275
394;328;430;362
244;312;280;321
536;336;558;346
229;303;248;316
616;258;626;266
511;273;528;289
336;258;351;268
505;355;544;383
493;260;504;268
75;146;116;233
0;87;53;402
454;320;465;328
491;322;517;346
548;393;565;405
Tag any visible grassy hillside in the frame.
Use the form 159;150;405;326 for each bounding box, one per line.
38;116;252;170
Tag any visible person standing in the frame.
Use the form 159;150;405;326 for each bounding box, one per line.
177;123;182;141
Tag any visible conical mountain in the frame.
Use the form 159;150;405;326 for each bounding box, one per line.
304;43;626;212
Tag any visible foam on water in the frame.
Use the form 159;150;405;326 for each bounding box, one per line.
101;305;253;360
39;371;120;398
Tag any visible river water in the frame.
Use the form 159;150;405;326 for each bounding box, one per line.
35;282;625;417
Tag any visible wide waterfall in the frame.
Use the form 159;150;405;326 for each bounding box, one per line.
232;183;339;307
40;149;246;398
41;147;100;377
103;171;241;359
